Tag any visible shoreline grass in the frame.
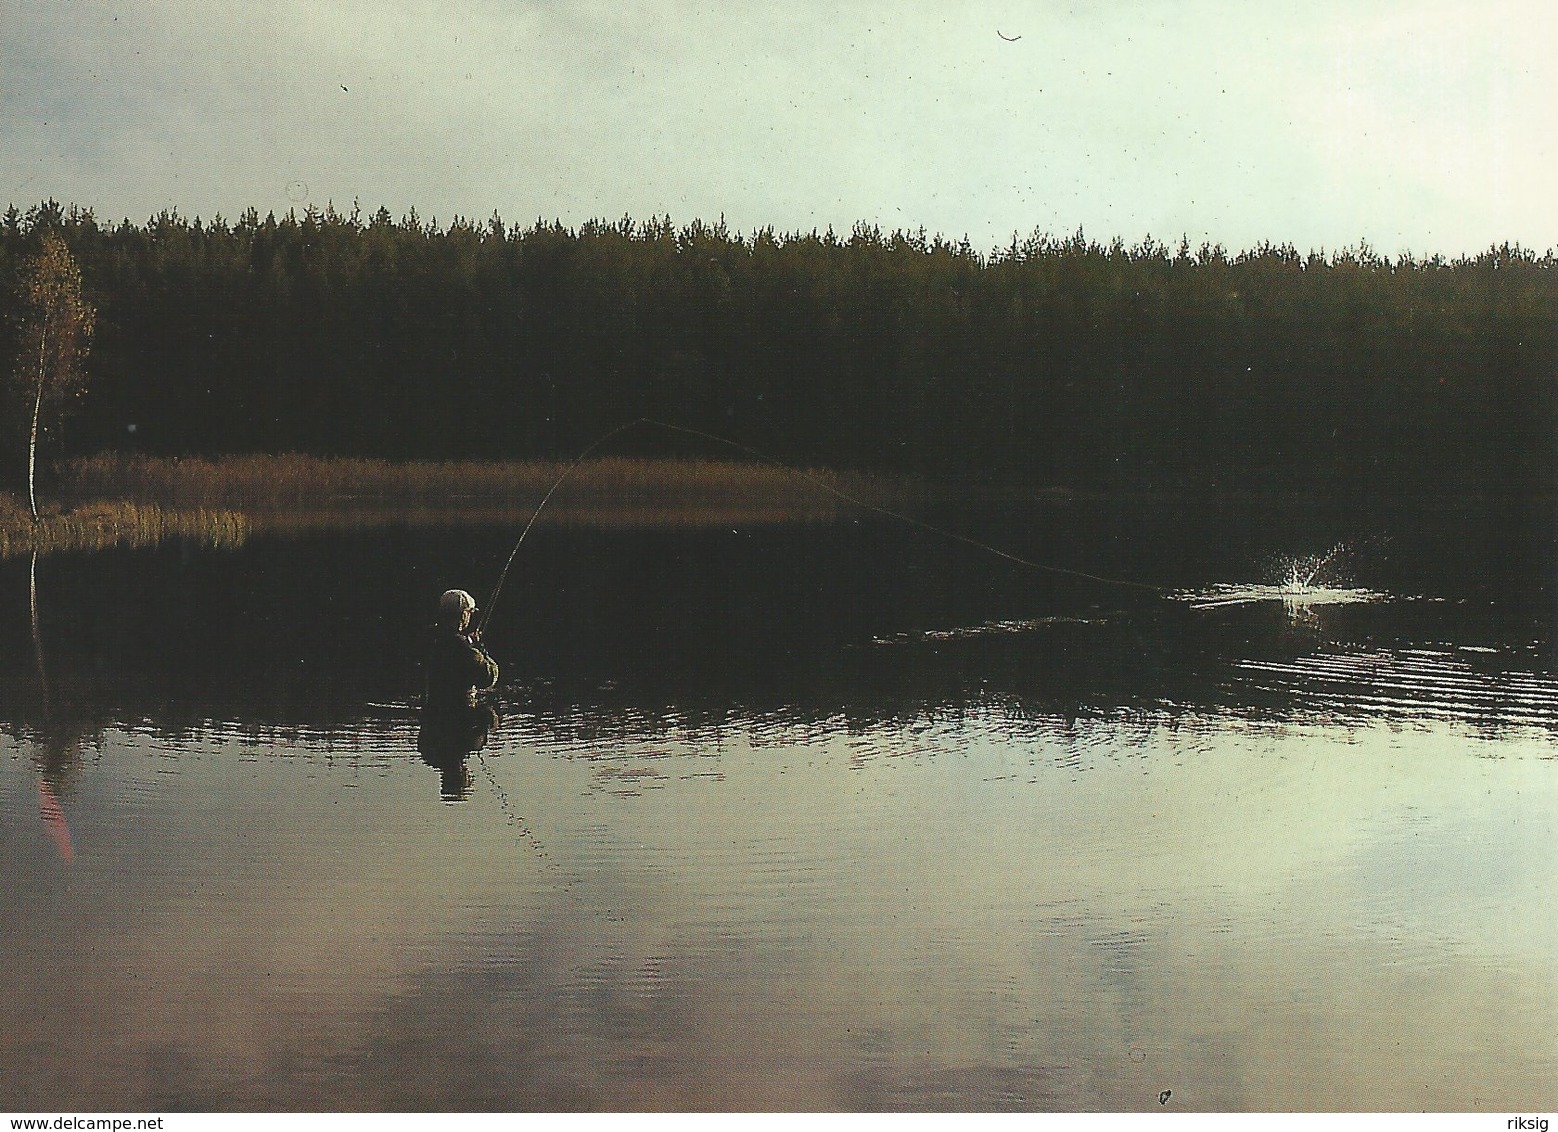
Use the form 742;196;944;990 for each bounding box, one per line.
0;498;249;559
4;453;910;557
58;453;893;512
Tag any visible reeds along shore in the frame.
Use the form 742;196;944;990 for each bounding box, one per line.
58;453;878;511
0;496;248;559
1;454;901;557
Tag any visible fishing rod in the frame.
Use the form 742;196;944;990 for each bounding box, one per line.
474;417;647;635
476;416;1167;634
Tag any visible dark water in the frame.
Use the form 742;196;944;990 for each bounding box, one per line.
3;497;1555;1111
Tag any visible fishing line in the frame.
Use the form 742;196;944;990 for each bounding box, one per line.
476;417;648;633
477;416;1167;632
472;744;555;865
640;418;1168;594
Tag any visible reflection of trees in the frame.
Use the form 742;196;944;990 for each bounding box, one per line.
8;551;86;862
26;718;99;793
30;551;48;713
4;537;426;733
16;550;101;793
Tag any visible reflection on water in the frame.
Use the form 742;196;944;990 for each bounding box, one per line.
2;502;1555;1110
5;706;1556;1111
34;776;72;862
417;705;499;802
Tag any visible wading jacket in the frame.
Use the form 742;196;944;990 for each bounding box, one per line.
424;626;499;713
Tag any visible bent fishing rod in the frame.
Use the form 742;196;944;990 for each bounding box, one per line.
475;417;1167;636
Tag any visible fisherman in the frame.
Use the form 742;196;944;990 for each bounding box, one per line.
423;588;499;713
417;588;500;799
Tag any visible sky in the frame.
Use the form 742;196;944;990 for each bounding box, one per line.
2;0;1553;257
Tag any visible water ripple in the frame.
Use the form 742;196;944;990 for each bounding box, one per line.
1232;647;1558;732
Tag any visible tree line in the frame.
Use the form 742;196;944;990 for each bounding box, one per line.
2;199;1553;498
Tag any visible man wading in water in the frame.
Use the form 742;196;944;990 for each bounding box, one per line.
418;589;499;799
424;588;499;712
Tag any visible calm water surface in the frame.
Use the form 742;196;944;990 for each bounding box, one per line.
3;499;1555;1110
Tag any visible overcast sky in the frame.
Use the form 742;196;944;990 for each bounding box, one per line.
2;0;1552;256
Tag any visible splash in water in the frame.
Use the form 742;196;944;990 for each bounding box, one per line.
1278;542;1354;589
1173;542;1386;612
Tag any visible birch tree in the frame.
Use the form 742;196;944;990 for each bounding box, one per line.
12;231;95;520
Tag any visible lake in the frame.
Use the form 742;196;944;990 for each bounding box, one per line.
2;495;1555;1111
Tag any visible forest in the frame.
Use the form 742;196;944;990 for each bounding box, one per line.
1;199;1552;499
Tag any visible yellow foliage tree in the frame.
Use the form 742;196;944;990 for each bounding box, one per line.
12;231;95;521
